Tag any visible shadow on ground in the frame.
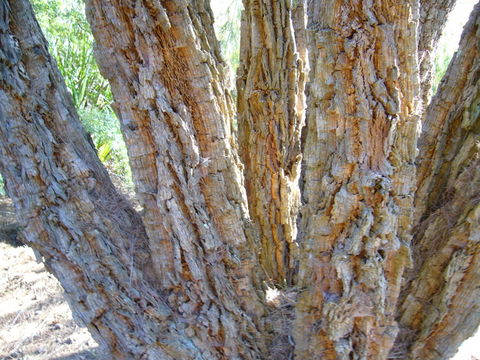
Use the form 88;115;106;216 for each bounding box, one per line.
51;347;104;360
0;197;22;247
1;347;104;360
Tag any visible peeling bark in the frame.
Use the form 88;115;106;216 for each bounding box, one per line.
295;1;420;358
237;0;306;283
84;0;272;357
393;5;480;359
0;1;189;358
1;0;269;358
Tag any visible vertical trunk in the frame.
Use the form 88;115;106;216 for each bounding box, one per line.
295;1;420;358
393;5;480;359
0;1;179;358
237;0;306;283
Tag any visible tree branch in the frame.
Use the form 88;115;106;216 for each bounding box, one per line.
415;2;479;222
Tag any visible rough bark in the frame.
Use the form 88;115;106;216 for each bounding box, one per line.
415;2;479;222
1;0;479;359
0;0;181;358
1;0;269;358
237;0;306;283
295;1;420;358
84;0;273;358
393;5;480;359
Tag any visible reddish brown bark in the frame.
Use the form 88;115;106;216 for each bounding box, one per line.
295;0;421;358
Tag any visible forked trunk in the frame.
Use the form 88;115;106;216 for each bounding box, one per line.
0;0;479;359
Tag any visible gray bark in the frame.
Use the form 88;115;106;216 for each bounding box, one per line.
417;0;457;104
0;1;181;358
1;0;268;358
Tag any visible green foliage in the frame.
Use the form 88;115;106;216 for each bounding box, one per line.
432;45;453;96
28;0;132;189
79;109;133;187
211;0;242;73
32;0;112;110
0;175;5;197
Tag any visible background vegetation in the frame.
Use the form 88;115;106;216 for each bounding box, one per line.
31;0;132;189
0;1;478;358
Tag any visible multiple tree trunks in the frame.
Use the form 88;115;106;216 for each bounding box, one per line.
1;0;268;359
84;0;273;358
393;5;480;359
0;0;479;359
0;0;177;358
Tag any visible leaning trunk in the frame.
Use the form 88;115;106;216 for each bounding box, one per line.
0;0;174;357
392;5;480;359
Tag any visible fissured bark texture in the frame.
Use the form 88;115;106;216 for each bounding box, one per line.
1;0;478;359
393;5;480;359
237;0;306;283
296;1;420;358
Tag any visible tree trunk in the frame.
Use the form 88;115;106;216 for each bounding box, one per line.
295;1;420;358
237;0;306;283
0;0;479;359
417;0;456;105
392;5;480;359
0;1;177;358
1;0;268;358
